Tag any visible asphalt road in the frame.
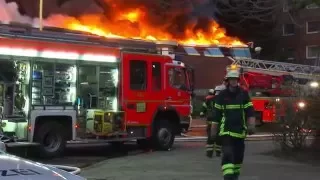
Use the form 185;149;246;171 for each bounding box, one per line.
8;142;143;168
79;141;320;180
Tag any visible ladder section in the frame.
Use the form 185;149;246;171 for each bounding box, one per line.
231;58;320;80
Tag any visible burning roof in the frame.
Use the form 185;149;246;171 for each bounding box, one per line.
1;0;244;46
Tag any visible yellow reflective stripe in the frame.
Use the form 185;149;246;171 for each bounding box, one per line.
202;102;207;108
223;169;234;175
222;164;234;170
211;121;219;125
206;144;214;148
214;144;222;148
234;164;241;174
219;116;225;134
219;131;246;138
243;102;253;108
206;148;214;151
215;103;222;109
225;105;241;109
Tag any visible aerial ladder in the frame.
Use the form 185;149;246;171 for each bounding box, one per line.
229;57;320;80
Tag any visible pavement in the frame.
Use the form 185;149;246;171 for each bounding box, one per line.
80;141;320;180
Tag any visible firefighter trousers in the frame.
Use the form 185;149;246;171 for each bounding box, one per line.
221;135;245;180
206;122;222;155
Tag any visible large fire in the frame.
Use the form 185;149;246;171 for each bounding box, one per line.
61;8;243;46
0;0;244;46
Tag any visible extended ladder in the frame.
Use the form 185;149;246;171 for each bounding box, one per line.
230;58;320;80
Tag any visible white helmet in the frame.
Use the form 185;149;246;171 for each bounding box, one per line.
226;65;241;79
208;89;215;94
225;69;240;78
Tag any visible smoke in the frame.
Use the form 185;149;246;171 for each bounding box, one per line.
0;0;32;24
0;0;223;40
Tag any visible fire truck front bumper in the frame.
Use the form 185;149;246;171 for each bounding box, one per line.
179;115;192;133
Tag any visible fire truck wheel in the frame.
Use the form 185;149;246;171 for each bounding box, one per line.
153;120;175;150
34;121;66;158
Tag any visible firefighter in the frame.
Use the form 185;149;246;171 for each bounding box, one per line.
210;85;226;157
200;89;215;157
211;66;256;180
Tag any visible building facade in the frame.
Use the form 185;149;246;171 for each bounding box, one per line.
275;0;320;65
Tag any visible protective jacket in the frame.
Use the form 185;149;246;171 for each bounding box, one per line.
213;87;254;138
202;95;216;121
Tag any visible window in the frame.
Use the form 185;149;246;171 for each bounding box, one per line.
183;47;200;55
286;47;295;60
283;24;295;35
306;3;319;9
152;62;161;91
204;48;224;57
168;67;188;90
231;48;252;58
306;21;320;34
130;60;147;90
306;45;320;59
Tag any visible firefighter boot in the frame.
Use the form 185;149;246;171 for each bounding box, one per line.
206;149;213;158
224;175;236;180
234;174;239;180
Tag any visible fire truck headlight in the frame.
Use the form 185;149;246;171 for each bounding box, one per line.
275;98;280;102
310;81;319;88
298;102;306;109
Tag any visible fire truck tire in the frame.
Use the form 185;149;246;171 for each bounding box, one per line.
152;119;175;150
34;121;66;158
255;112;264;127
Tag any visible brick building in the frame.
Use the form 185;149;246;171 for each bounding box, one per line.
276;0;320;65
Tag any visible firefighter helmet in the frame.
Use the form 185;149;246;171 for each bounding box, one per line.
226;65;240;79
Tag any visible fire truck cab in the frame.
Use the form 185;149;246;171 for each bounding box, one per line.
0;24;194;158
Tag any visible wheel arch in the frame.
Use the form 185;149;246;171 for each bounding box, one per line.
151;106;181;135
29;110;76;142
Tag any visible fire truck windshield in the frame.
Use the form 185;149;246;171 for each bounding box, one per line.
168;67;190;91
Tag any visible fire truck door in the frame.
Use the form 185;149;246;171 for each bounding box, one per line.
165;64;191;117
121;53;154;126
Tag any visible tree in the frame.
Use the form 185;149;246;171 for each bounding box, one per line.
210;0;320;59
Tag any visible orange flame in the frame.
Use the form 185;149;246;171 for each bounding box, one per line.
61;9;243;46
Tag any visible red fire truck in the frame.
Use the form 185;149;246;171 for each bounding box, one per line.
0;24;194;158
155;42;320;126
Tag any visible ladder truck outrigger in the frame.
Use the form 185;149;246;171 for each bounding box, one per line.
0;24;194;158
